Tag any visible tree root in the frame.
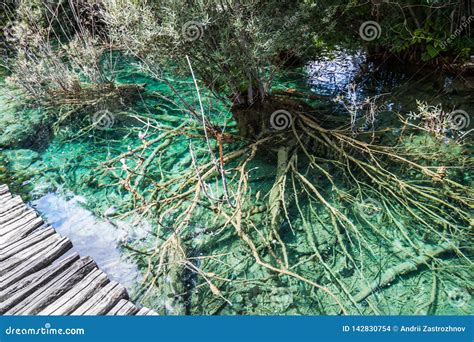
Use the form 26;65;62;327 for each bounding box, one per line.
353;241;455;303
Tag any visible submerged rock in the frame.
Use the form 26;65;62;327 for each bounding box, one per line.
0;84;50;149
2;149;40;172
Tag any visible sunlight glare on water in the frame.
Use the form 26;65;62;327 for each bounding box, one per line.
31;192;143;290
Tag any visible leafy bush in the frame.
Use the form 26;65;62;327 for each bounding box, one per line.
102;0;326;104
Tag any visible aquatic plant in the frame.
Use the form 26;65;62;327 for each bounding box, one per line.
2;0;143;123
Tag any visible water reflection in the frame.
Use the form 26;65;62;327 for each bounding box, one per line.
306;50;365;96
31;193;143;290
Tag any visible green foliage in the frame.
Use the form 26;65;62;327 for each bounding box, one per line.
324;0;473;63
3;0;118;101
0;0;472;317
102;0;333;104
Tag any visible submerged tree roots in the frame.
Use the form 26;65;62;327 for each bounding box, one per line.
3;0;472;316
93;98;472;315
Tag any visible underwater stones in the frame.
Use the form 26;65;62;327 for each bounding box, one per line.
0;149;42;196
339;266;355;278
314;226;336;253
0;81;50;150
0;123;27;147
2;149;40;173
104;206;118;217
295;241;311;254
0;104;49;149
268;287;294;311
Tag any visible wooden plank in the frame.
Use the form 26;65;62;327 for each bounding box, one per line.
0;234;64;275
39;269;110;316
0;192;12;202
0;196;24;215
5;257;97;315
135;307;150;315
0;253;80;314
0;217;45;245
0;184;154;316
135;307;158;316
0;206;29;226
105;299;128;315
0;203;26;219
114;301;139;316
106;299;139;316
0;212;40;237
0;210;38;235
0;236;72;291
0;222;49;249
72;282;128;316
0;184;9;196
0;227;56;262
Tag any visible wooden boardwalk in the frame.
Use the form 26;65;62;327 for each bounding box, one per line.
0;184;156;316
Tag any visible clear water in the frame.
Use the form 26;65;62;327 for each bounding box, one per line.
31;192;144;291
1;49;472;315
